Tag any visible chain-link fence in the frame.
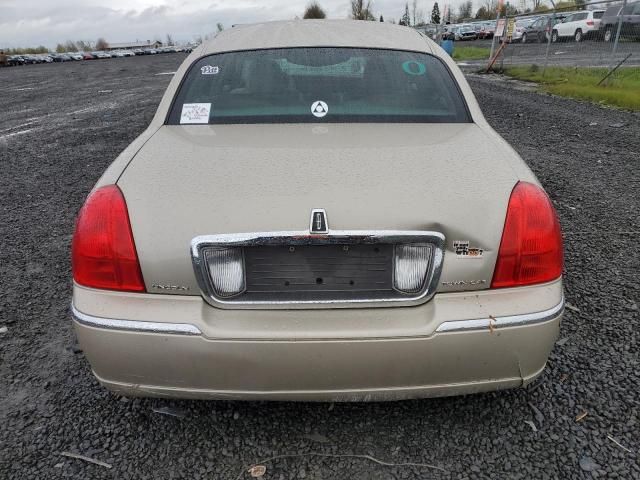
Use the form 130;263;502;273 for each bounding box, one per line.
491;0;638;73
417;0;639;80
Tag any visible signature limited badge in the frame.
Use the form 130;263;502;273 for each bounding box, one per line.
309;209;329;234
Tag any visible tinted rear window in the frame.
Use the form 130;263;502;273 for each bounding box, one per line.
593;11;604;18
167;48;470;125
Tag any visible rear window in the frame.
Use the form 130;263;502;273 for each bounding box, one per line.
167;48;470;125
593;11;604;19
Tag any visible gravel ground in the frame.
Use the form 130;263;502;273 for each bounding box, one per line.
1;55;638;479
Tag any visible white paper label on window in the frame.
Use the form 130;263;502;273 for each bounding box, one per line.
180;103;211;124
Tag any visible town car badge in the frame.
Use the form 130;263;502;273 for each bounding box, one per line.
310;209;328;234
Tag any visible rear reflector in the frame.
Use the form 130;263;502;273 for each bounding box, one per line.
491;182;563;288
72;185;145;292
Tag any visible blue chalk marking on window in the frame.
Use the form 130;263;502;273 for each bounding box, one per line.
402;61;426;76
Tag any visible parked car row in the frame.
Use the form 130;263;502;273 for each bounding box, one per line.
2;45;194;67
443;22;496;41
591;1;640;42
521;3;639;43
440;2;639;44
518;13;572;43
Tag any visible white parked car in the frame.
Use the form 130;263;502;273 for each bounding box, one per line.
552;10;605;42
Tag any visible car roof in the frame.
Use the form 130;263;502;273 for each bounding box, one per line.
200;20;435;56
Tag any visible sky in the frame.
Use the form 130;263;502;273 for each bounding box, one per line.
0;0;462;49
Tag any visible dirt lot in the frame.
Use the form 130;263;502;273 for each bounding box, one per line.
1;55;638;479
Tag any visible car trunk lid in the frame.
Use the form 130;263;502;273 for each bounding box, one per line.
117;123;522;297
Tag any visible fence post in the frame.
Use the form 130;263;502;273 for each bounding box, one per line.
542;0;557;77
489;12;501;61
612;0;627;57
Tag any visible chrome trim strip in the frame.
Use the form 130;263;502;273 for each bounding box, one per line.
70;298;563;337
435;297;565;333
190;230;446;310
71;304;202;336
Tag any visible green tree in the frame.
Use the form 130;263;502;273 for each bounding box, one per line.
457;0;473;21
400;3;411;25
55;43;66;53
475;6;496;19
431;2;441;24
553;0;573;10
76;40;92;51
504;3;519;15
303;1;327;18
14;46;48;54
95;38;109;50
351;0;375;20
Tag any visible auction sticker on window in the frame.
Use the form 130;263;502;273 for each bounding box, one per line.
200;65;219;75
180;103;211;124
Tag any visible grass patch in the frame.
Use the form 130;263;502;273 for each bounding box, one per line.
453;46;490;61
504;65;640;111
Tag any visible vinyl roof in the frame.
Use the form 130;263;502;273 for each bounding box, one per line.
200;20;435;55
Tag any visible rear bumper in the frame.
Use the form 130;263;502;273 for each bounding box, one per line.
72;281;563;401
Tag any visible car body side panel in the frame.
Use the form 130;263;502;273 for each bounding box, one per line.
94;125;162;187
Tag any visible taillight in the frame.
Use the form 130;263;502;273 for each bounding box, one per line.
586;20;594;26
491;182;563;288
72;185;145;292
